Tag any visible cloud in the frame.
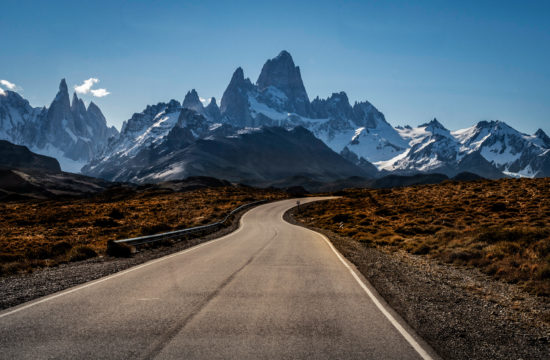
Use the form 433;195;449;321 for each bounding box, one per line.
0;80;16;90
199;97;212;106
0;88;5;96
90;88;110;97
74;78;99;94
74;77;110;98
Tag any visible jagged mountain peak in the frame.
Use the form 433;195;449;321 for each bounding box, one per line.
256;51;310;116
182;89;204;112
535;128;548;137
208;97;218;107
59;78;68;93
53;78;70;104
257;51;298;87
229;67;249;85
275;50;293;61
534;128;550;148
88;101;99;112
0;78;116;172
476;119;515;133
421;118;447;130
329;91;349;103
256;50;303;88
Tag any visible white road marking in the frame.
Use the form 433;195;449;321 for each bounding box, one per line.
313;228;435;360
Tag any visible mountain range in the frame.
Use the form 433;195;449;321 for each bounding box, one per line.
1;51;549;186
0;79;117;172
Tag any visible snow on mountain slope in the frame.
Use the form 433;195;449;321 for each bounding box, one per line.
84;50;549;182
218;52;404;170
377;119;459;174
451;120;549;177
0;80;117;173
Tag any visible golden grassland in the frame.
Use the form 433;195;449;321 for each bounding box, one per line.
296;178;550;296
0;186;287;274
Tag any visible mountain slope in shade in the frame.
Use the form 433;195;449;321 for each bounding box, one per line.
0;139;112;200
79;50;550;182
218;51;407;167
0;80;118;172
83;126;373;186
0;140;61;172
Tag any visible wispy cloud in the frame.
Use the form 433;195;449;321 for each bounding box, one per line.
199;97;212;106
90;88;110;97
0;79;17;90
74;78;99;94
74;78;110;97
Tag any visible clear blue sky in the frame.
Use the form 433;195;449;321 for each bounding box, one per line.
2;0;549;135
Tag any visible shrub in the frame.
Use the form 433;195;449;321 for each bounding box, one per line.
51;241;72;257
106;240;132;258
331;214;350;223
68;245;97;262
538;265;550;280
141;223;171;235
0;262;28;275
25;247;52;260
412;243;431;255
108;208;124;219
94;218;120;227
489;202;507;212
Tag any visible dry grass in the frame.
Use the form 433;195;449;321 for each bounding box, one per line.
0;186;287;274
296;178;550;296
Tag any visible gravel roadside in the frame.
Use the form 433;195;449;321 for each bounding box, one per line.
0;204;252;311
285;206;550;360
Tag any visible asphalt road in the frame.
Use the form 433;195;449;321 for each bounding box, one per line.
0;198;438;359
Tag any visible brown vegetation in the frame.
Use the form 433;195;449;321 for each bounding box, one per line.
0;185;287;275
296;178;550;296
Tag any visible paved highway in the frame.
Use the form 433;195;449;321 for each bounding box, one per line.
0;198;438;359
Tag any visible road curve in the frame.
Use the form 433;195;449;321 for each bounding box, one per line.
0;198;438;359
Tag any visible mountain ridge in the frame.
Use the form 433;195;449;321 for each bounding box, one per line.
3;51;549;182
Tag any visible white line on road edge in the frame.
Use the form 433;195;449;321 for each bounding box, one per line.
0;219;246;319
315;230;435;360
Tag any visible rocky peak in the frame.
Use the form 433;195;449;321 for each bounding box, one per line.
205;97;221;122
52;78;70;107
207;97;218;108
534;129;550;148
182;89;203;112
71;92;87;115
228;67;250;88
311;91;354;120
220;67;255;126
421;118;446;130
353;100;389;129
256;51;310;116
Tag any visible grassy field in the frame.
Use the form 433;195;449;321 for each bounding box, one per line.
0;185;287;274
295;178;550;296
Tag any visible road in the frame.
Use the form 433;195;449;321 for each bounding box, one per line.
0;198;437;359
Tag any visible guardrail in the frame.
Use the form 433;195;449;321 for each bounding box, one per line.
112;199;266;247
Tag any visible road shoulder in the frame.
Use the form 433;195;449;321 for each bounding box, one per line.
285;205;550;360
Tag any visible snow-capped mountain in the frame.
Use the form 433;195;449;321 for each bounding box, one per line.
452;120;550;177
0;79;118;172
82;50;550;182
219;51;406;167
84;126;371;186
376;119;549;178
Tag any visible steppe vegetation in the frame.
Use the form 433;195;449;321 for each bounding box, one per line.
296;178;550;296
0;185;286;275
